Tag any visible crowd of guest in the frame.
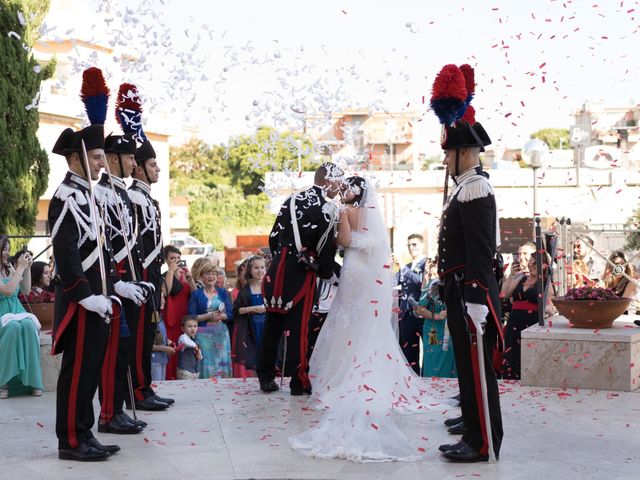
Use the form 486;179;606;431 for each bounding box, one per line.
3;229;640;398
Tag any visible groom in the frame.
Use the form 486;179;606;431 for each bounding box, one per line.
257;163;342;395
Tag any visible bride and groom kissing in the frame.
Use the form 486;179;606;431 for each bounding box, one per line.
257;163;438;461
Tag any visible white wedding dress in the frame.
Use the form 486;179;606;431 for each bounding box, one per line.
289;184;444;462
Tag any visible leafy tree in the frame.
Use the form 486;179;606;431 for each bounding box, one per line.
530;128;570;150
0;0;52;236
187;184;273;250
225;126;318;196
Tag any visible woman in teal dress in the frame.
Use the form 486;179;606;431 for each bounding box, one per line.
188;263;233;378
416;277;457;378
0;236;44;398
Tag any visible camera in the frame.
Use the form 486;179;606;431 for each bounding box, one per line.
612;264;624;276
178;260;187;268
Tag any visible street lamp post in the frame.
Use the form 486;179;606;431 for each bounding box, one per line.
522;139;549;237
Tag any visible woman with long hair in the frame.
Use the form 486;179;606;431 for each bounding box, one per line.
0;235;43;398
501;252;550;379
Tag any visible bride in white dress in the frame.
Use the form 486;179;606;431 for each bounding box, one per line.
289;176;444;462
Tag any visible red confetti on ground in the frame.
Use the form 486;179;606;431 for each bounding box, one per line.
370;423;379;430
418;447;426;452
36;422;44;428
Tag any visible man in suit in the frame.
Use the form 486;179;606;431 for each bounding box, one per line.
397;234;427;374
257;163;342;396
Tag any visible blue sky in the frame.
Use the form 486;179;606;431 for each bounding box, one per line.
42;0;640;153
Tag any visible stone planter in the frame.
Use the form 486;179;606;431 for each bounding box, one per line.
551;297;632;328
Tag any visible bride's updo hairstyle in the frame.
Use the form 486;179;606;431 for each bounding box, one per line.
343;176;367;208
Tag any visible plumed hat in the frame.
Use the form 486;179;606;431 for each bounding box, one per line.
115;83;156;163
70;67;110;152
105;133;137;155
431;64;490;151
52;127;76;156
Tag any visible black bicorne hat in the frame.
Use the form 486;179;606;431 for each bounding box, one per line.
135;139;156;163
441;121;491;152
71;124;105;152
52;128;76;156
105;133;137;155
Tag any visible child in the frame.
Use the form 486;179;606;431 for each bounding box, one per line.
177;315;203;380
151;290;176;381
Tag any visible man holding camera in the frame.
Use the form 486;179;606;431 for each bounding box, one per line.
257;163;342;396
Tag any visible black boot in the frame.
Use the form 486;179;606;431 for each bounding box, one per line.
120;411;147;428
88;437;121;455
98;413;143;434
444;415;463;427
152;394;175;405
259;379;279;393
131;396;169;411
58;442;111;461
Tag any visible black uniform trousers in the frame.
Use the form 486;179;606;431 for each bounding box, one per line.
398;312;424;375
443;277;503;457
56;306;110;449
257;293;316;391
128;270;159;401
99;299;136;421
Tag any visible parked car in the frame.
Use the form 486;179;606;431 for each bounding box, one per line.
181;243;217;270
168;235;202;248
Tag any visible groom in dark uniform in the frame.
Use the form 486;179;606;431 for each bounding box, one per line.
431;64;504;462
257;163;342;395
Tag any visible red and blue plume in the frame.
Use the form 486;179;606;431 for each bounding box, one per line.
460;104;476;125
430;64;468;126
459;64;475;105
81;67;110;125
115;83;147;143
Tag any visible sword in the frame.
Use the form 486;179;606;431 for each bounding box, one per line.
80;140;110;325
280;330;289;388
473;323;497;463
456;276;497;463
102;157;140;422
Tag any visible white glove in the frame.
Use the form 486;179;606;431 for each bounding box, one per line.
321;273;339;286
178;333;197;349
114;281;145;306
465;302;489;334
79;295;113;318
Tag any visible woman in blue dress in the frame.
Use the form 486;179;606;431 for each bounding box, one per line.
232;256;267;377
188;263;233;378
416;276;457;378
0;236;44;398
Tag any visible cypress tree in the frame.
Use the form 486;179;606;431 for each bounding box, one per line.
0;0;52;235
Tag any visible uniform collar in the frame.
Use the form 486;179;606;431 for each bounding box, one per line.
131;178;151;194
66;171;89;189
453;165;482;185
99;173;126;190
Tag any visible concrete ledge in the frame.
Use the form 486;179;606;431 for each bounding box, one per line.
39;330;60;392
521;315;640;391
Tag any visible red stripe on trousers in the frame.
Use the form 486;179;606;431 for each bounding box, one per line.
296;272;315;390
52;303;78;355
67;307;86;449
134;270;148;400
469;335;490;456
100;307;120;420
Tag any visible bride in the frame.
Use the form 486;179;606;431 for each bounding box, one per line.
289;176;444;462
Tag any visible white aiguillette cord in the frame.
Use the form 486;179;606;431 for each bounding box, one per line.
81;140;110;325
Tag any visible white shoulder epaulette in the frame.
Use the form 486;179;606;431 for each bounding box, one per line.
456;175;494;203
54;183;87;205
94;183;115;206
128;189;147;206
